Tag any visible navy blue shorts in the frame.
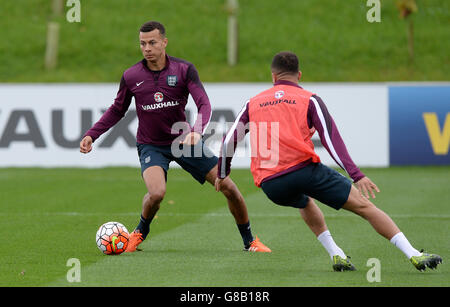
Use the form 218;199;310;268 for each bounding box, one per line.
136;141;218;184
260;162;352;210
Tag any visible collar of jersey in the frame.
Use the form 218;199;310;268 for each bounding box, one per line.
141;54;170;73
273;80;302;88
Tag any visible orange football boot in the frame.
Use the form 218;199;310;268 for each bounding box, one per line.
245;236;271;252
125;230;144;252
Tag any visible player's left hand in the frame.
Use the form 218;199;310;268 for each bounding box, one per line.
180;132;202;146
355;176;380;199
214;177;226;192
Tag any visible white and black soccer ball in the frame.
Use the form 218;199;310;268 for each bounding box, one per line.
95;221;130;255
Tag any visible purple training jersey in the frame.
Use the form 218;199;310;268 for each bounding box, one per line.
85;55;211;145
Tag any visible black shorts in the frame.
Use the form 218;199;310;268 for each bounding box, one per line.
136;141;218;184
260;162;352;210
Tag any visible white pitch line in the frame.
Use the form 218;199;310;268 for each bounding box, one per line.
1;212;449;219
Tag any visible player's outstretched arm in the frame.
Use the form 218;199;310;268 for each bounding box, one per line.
79;135;93;154
308;95;365;183
355;176;380;199
217;100;250;183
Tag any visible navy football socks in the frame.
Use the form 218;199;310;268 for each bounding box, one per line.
136;214;152;240
237;221;254;248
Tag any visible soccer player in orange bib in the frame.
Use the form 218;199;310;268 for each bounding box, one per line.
215;51;442;272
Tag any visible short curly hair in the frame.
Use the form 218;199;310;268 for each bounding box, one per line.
139;21;166;37
271;51;299;75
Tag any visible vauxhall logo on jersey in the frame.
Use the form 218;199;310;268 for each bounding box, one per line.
259;98;296;108
142;101;180;111
258;90;296;107
141;92;180;111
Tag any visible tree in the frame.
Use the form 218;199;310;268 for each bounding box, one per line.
396;0;418;62
45;0;63;70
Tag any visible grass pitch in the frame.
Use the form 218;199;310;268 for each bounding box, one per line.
0;166;449;287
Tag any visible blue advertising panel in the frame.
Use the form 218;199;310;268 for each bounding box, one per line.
389;86;450;165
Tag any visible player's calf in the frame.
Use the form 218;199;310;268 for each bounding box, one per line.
342;186;400;240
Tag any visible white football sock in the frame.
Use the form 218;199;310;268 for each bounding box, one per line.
390;232;422;259
317;230;346;260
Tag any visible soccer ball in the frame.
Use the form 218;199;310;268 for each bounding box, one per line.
95;221;129;255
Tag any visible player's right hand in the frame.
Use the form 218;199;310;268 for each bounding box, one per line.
80;136;93;154
355;176;380;199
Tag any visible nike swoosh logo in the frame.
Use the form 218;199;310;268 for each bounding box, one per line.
111;235;118;252
136;81;144;87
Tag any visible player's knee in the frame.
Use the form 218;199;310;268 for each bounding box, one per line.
343;188;377;218
219;182;233;195
147;189;165;204
349;198;375;218
143;193;150;203
358;201;374;217
219;179;239;198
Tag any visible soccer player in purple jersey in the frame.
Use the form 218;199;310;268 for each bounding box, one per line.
215;51;442;272
79;21;270;253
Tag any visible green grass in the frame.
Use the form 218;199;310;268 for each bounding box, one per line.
0;166;449;287
0;0;448;82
